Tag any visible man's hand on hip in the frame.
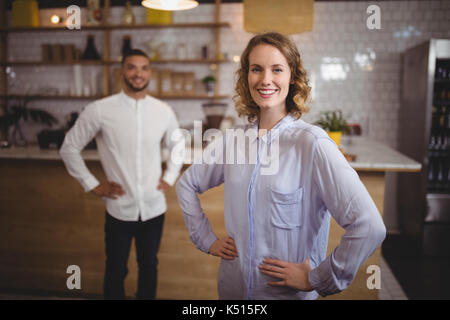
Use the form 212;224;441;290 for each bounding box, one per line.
91;181;125;199
157;178;170;194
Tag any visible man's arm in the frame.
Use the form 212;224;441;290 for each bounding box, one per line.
59;103;102;192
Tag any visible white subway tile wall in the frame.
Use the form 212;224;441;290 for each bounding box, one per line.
5;1;450;145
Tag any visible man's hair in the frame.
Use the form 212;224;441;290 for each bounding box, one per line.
121;49;150;65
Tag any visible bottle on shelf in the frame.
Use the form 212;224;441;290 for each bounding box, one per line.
122;1;135;25
121;36;132;58
445;108;450;191
87;0;102;26
429;106;439;150
81;35;101;60
435;59;450;80
428;105;450;193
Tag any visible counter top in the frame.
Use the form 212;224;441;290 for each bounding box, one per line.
0;145;100;161
0;136;422;173
340;136;421;172
0;144;201;164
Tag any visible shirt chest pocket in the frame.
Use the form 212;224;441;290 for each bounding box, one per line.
269;187;303;229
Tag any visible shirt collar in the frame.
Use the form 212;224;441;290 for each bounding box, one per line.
119;90;149;107
248;113;296;144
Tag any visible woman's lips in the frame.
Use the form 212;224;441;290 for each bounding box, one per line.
257;88;278;98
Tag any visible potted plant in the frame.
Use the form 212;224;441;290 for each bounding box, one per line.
201;75;216;96
0;97;58;147
314;110;350;146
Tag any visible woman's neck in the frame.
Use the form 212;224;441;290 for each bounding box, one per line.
258;109;288;137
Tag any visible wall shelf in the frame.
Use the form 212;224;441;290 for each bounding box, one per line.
2;61;104;66
2;59;230;66
2;94;229;100
0;0;227;104
0;22;230;33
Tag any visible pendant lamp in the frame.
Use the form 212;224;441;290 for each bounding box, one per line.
141;0;199;11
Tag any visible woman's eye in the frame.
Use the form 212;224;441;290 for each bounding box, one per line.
250;67;261;73
273;68;283;73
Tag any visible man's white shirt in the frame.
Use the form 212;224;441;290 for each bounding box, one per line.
60;91;185;222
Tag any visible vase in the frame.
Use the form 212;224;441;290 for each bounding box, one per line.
122;1;135;25
327;131;342;147
87;0;102;26
204;82;215;96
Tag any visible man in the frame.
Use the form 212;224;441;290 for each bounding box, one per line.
60;49;184;300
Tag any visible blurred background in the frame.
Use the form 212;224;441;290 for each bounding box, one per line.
0;0;449;300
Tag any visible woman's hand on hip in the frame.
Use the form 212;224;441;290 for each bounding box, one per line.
258;258;313;291
209;236;239;260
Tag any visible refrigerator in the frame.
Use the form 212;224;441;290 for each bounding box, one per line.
398;39;450;257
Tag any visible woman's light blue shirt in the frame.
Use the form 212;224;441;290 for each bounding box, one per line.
176;114;386;299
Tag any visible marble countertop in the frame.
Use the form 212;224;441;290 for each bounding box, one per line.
0;136;422;173
340;136;421;172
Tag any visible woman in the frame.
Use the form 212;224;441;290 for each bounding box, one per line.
176;32;386;300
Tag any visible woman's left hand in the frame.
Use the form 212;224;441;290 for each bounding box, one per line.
258;258;313;291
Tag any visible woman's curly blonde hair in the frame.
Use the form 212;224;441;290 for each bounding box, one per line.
234;32;311;123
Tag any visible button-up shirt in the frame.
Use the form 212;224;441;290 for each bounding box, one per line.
176;114;386;299
60;91;184;222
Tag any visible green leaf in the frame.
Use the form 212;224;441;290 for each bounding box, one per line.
314;110;349;132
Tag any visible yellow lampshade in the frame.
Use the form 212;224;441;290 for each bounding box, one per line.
244;0;314;35
12;0;40;27
146;8;172;24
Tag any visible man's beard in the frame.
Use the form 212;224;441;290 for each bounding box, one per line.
123;76;150;92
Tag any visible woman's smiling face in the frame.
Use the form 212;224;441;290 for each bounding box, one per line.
248;44;293;115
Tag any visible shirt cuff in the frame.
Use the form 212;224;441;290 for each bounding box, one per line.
163;170;179;186
202;232;219;254
81;176;100;192
308;268;323;295
308;261;337;297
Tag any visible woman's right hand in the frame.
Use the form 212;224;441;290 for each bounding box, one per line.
209;236;239;260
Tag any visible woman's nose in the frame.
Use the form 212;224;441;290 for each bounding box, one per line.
260;71;272;86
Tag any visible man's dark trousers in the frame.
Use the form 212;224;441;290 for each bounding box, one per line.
103;211;165;300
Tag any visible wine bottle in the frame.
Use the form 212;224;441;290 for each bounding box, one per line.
437;156;444;189
428;155;435;186
81;35;101;60
446;153;450;192
121;36;132;57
